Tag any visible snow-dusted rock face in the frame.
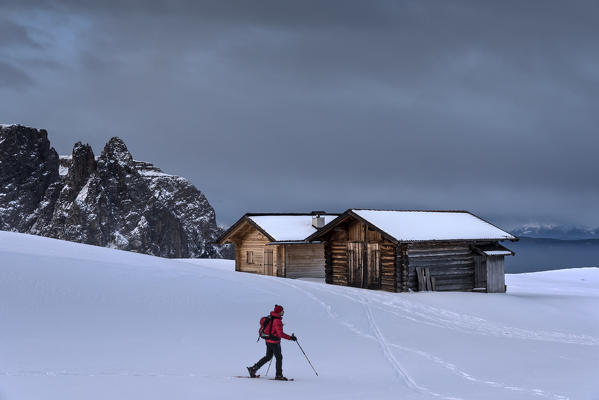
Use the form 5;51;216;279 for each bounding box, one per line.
0;125;59;231
0;124;230;258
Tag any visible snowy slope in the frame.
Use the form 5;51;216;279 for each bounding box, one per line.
0;231;597;400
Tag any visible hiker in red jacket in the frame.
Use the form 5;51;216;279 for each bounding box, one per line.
248;304;297;381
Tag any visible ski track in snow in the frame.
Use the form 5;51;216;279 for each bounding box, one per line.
279;280;571;400
363;291;598;347
289;281;597;347
0;370;213;378
361;295;462;400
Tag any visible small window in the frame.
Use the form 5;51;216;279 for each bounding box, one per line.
246;251;254;264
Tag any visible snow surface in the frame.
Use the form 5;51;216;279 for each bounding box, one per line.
484;250;513;255
138;169;174;177
75;180;90;205
58;156;71;176
0;231;597;400
352;209;516;241
249;215;339;241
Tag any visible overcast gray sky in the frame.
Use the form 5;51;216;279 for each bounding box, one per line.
1;1;598;228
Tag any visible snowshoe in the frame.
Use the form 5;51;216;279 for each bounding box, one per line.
274;376;288;381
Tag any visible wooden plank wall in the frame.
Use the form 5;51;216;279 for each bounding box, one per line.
264;248;274;275
367;243;381;288
276;245;285;277
348;221;365;241
474;255;486;289
235;243;241;272
285;244;326;279
235;229;270;274
347;241;363;287
486;255;506;293
406;243;475;291
367;229;382;242
325;222;395;291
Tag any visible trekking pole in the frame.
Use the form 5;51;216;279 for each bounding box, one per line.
296;339;318;376
265;358;273;376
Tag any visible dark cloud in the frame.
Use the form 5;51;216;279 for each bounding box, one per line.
0;61;33;88
0;19;39;48
1;1;598;227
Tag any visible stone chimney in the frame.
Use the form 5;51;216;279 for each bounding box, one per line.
311;211;326;229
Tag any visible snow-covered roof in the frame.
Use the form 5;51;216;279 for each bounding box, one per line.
351;209;516;241
484;250;513;256
248;215;339;241
473;243;515;256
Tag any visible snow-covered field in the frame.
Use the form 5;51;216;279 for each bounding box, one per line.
0;231;597;400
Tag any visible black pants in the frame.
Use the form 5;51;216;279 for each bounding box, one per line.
253;341;283;377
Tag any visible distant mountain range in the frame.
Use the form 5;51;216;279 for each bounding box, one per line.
510;223;599;240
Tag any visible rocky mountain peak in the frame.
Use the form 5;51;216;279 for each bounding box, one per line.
100;136;133;165
1;125;231;258
0;124;59;231
67;142;96;190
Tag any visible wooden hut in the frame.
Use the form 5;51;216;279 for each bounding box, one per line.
306;209;517;293
217;213;339;279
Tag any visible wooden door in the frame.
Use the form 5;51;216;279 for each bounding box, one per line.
486;255;505;293
474;255;486;289
367;243;381;288
347;242;364;287
264;249;273;276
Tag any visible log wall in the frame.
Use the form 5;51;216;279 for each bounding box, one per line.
397;244;409;292
380;242;396;292
406;243;475;291
327;240;349;286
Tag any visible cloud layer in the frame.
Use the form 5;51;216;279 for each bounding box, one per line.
1;1;598;227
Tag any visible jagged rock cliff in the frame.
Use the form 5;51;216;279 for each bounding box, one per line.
0;125;59;232
0;124;229;258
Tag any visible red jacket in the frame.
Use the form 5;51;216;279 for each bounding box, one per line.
265;312;291;343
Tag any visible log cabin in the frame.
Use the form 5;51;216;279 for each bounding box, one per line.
217;212;339;279
305;209;517;293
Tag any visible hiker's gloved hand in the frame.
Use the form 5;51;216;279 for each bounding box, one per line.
290;334;297;341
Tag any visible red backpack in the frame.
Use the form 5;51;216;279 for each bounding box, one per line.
258;316;276;340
